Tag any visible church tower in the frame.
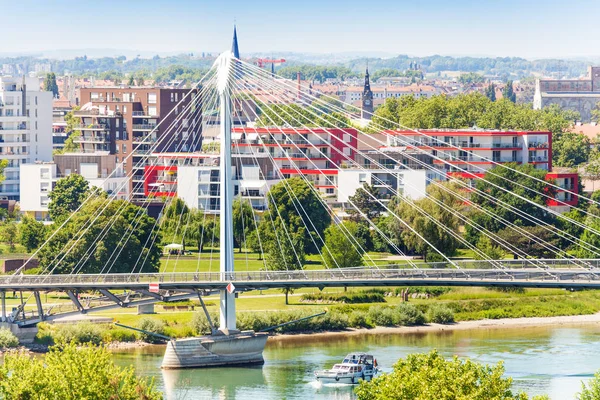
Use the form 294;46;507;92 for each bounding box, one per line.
362;66;374;119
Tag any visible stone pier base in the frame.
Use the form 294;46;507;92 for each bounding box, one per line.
0;322;38;344
138;304;155;314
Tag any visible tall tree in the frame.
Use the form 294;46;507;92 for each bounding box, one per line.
19;216;47;252
39;196;161;274
0;222;18;252
127;75;135;86
485;83;496;102
502;80;517;103
552;131;591;167
347;183;385;221
43;72;59;98
322;221;364;269
59;106;82;154
47;174;90;222
0;159;7;185
260;178;331;254
232;198;254;252
265;219;305;271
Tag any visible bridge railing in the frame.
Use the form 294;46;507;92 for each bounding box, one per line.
0;264;599;288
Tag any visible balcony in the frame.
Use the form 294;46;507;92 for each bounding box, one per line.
74;135;110;144
528;142;549;149
132;111;157;118
132;124;157;130
73;124;109;130
529;156;548;163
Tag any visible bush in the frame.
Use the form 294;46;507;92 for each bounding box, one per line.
0;328;18;348
396;303;426;326
138;318;166;344
394;287;451;297
301;290;385;304
427;305;455;324
0;343;162;400
368;305;397;327
54;322;104;345
104;328;137;343
348;310;373;328
191;311;218;335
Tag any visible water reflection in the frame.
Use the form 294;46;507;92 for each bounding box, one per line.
111;324;600;400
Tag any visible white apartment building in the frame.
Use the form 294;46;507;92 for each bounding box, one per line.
337;169;427;204
0;76;53;200
19;161;129;220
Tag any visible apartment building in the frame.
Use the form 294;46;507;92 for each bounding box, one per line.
0;76;53;200
78;86;202;200
20;155;129;220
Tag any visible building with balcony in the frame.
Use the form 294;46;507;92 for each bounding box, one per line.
78;86;202;200
0;76;53;200
20;155;129;220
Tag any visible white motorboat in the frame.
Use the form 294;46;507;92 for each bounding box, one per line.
314;352;379;384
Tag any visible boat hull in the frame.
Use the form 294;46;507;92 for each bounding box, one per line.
161;331;268;369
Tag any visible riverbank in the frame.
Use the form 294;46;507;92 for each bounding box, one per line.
269;312;600;342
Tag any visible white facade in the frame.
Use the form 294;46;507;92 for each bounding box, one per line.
337;169;428;203
19;162;128;220
0;76;53;200
19;163;56;220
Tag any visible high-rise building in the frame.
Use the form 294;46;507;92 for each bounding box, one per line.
0;76;53;200
77;86;202;199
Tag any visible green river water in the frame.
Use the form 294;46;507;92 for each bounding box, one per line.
112;324;600;400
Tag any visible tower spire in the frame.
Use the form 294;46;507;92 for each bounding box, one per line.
362;62;373;120
231;25;240;59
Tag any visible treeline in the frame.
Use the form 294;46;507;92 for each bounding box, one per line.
276;65;358;82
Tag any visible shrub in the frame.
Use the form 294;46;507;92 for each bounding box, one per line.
394;287;451;297
104;328;137;343
301;290;385;304
0;343;162;400
396;303;426;326
0;328;18;348
348;310;373;328
138;318;166;344
368;305;397;327
54;322;104;345
191;311;218;335
427;305;455;324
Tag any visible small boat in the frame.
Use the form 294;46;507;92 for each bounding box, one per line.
314;352;379;384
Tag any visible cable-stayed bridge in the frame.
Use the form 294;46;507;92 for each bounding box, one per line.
7;48;600;338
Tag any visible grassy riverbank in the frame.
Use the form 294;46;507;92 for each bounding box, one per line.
28;286;600;347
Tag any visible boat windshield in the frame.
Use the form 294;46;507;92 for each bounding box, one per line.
332;364;351;372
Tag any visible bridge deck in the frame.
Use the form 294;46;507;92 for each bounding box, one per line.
2;268;600;291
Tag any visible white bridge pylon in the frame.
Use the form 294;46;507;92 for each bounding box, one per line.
216;51;236;331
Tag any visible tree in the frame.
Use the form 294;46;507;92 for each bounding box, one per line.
502;80;517;103
48;174;90;222
474;235;504;260
39;196;161;274
260;178;331;254
265;220;305;271
19;216;46;252
232;199;254;252
467;163;556;241
128;75;135;86
0;159;7;185
58;106;82;154
322;221;364;269
0;343;162;400
485;83;496;101
578;209;600;259
0;223;18;252
392;181;465;260
347;183;385;221
579;370;600;400
43;72;59;98
355;350;544;400
161;197;190;248
552;131;591;168
495;226;561;259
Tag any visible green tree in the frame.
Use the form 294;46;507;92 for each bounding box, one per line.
347;183;385;221
579;370;600;400
59;106;82;154
392;182;465;260
260;178;331;254
0;343;162;400
0;222;18;252
502;80;517;103
128;75;135;86
458;72;485;84
43;72;59;98
322;221;364;269
265;219;306;271
474;235;504;260
495;226;561;259
485;83;497;101
355;350;544;400
0;159;7;185
48;174;90;222
467;163;556;241
161;197;189;248
19;216;46;252
232;198;254;252
552;131;591;167
39;196;161;274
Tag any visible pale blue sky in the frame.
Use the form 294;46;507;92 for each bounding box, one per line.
4;0;600;58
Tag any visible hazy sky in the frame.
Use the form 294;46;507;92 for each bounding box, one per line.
5;0;600;59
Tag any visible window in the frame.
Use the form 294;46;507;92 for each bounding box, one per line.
359;173;367;183
175;93;179;102
123;105;127;114
326;188;334;194
123;93;131;102
492;151;501;162
148;93;157;104
171;93;175;102
91;92;99;100
511;150;517;162
122;144;127;154
148;106;157;116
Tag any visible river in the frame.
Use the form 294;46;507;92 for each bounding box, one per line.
112;324;600;400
